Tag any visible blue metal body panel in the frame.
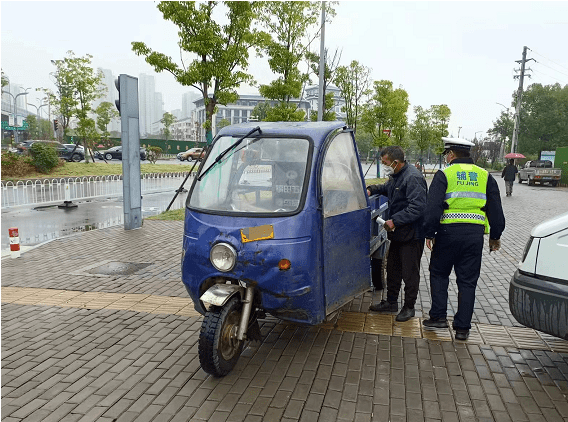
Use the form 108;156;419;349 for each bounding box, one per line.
181;121;387;325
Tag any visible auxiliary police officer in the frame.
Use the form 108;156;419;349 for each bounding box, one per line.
422;137;505;340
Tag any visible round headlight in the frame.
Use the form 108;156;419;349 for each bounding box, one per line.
210;243;237;272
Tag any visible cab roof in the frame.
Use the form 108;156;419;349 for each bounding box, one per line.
215;121;348;145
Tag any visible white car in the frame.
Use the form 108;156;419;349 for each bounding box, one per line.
509;211;568;340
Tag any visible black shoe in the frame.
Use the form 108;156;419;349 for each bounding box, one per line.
395;306;415;322
369;300;398;313
423;318;449;328
455;330;470;341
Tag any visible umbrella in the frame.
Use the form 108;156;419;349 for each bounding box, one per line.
504;152;526;159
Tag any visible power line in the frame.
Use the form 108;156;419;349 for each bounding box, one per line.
529;48;568;74
533;59;568;78
531;67;567;85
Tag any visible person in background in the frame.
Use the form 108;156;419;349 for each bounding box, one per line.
501;159;519;197
422;137;505;340
367;146;427;322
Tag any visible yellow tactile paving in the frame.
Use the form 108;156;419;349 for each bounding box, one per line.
3;286;568;351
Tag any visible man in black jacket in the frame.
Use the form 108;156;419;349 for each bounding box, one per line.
367;146;428;322
501;159;518;196
423;138;505;340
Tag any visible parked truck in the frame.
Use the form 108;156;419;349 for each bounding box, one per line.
518;160;562;187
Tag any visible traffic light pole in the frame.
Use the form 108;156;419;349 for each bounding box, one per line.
115;74;142;230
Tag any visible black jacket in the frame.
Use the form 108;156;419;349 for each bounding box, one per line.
367;162;428;240
501;164;518;182
423;158;506;240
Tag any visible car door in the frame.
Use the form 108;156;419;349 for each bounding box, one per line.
320;131;370;314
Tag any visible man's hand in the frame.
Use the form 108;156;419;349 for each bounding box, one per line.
383;219;396;232
489;238;501;252
426;238;435;250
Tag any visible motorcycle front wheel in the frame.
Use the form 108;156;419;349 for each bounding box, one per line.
198;296;244;377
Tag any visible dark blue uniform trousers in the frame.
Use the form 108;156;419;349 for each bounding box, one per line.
428;225;484;330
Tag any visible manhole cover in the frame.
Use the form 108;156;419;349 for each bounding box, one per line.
87;261;152;276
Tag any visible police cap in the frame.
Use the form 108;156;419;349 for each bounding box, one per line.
442;137;475;154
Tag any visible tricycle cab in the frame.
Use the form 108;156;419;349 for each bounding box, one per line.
181;122;387;375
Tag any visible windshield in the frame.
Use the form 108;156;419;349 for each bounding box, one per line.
189;136;311;214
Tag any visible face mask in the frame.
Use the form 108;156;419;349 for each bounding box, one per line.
382;161;397;177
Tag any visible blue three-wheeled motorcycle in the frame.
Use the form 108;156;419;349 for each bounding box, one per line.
181;121;388;376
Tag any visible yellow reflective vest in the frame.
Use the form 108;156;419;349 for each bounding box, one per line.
441;163;489;232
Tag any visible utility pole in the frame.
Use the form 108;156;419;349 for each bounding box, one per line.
317;1;325;122
510;46;535;154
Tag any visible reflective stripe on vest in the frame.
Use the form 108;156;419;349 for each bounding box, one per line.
441;163;488;228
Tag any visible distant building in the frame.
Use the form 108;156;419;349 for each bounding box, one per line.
305;84;346;121
139;73;157;137
171;115;199;143
94;68;120;133
182;91;199;119
193;94;311;143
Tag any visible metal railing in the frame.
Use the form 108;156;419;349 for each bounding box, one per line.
1;171;196;209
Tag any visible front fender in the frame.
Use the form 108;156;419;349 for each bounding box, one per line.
200;284;244;307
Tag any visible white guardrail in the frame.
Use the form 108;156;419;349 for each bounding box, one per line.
1;172;196;209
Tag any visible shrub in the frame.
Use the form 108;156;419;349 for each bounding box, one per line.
1;151;35;178
146;146;163;164
30;142;61;173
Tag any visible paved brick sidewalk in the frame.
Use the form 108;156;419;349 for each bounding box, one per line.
2;178;568;422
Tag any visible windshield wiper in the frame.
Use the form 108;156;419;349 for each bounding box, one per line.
197;126;261;181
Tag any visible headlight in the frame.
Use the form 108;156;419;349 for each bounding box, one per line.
210;243;237;272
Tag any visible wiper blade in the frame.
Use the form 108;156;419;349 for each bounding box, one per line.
197;126;261;181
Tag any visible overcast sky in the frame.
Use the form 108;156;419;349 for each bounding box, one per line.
2;1;568;140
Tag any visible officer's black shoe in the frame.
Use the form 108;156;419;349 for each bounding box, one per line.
369;300;398;313
422;318;449;328
455;330;470;341
395;306;415;322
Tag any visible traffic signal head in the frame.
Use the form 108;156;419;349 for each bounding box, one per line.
115;78;121;114
54;119;59;131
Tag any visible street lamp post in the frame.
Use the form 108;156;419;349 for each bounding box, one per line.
1;89;29;145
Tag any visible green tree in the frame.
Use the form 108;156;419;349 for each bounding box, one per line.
160;111;176;154
409;106;433;160
25;115;56;141
132;1;266;144
334;60;372;134
309;92;336;121
354;127;374;161
38;119;55;140
251;101;272;121
95;101;119;141
25;114;40;139
488;109;514;156
217;118;231;129
48;51;104;162
516;83;568;155
428;104;451;155
361;80;410;149
258;2;335;121
1;69;8;88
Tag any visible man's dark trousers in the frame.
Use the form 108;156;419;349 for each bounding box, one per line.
386;238;424;308
428;226;484;330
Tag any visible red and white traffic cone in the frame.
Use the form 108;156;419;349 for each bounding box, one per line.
9;227;21;258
